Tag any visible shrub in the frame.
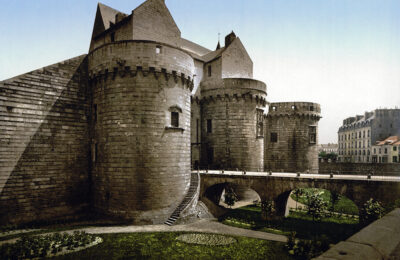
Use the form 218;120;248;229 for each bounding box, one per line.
288;234;330;260
306;192;327;221
261;200;275;221
359;198;384;226
224;186;238;208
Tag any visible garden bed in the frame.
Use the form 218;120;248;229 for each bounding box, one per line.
176;233;237;245
0;231;102;259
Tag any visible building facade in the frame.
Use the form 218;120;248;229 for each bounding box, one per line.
0;0;320;225
337;109;400;163
371;136;400;163
318;143;338;154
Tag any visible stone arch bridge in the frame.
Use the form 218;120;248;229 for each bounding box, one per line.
199;171;400;216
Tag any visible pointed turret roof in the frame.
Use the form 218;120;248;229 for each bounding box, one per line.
91;3;126;39
216;41;221;50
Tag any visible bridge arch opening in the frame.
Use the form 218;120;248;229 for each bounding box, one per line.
202;182;261;211
282;188;359;218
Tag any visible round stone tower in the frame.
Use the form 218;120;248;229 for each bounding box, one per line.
264;102;321;173
88;41;194;224
200;78;267;171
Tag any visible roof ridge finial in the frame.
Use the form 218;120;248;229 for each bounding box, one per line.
216;32;221;50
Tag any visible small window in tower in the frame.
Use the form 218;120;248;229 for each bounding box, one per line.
256;109;264;137
92;143;98;163
93;104;97;122
271;106;277;111
291;105;296;110
310;106;314;111
270;132;278;143
171;112;179;127
156;45;162;54
110;32;115;42
207;147;214;165
309;126;316;144
208;65;212;77
166;105;183;130
207;119;212;133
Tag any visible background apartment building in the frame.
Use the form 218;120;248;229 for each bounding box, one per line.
337;108;400;163
371;136;400;163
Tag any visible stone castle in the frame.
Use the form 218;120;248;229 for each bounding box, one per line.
0;0;321;225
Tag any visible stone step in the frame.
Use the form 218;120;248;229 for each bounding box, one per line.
164;173;200;226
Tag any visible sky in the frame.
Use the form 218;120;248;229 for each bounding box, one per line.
0;0;399;144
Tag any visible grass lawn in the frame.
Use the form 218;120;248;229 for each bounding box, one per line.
52;232;294;260
290;188;359;215
220;205;361;243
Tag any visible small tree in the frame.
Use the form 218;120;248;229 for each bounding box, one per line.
330;191;340;213
306;192;327;221
224;186;238;208
261;200;275;221
359;198;384;226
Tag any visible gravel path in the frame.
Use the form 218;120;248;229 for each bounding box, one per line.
79;219;287;242
0;219;287;247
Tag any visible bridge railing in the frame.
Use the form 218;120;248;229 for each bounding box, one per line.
192;170;400;182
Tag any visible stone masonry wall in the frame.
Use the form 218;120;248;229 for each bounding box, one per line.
371;109;400;143
88;41;194;224
90;15;133;51
0;55;90;224
131;0;181;47
191;98;201;169
265;102;321;173
319;162;400;176
221;38;253;79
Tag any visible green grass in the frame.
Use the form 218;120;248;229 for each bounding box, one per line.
52;232;294;260
220;205;361;243
290;188;359;215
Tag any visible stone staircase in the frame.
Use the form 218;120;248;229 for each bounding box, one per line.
164;172;200;226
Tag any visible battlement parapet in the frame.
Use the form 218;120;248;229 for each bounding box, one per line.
88;40;194;84
267;102;321;119
200;78;267;105
88;65;194;91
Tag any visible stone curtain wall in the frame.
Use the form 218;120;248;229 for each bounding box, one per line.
88;41;193;224
0;55;90;224
319;162;400;176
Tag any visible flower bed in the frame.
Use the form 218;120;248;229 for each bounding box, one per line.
0;231;102;259
176;233;237;245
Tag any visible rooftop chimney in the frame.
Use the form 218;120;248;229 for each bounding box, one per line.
225;31;236;48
